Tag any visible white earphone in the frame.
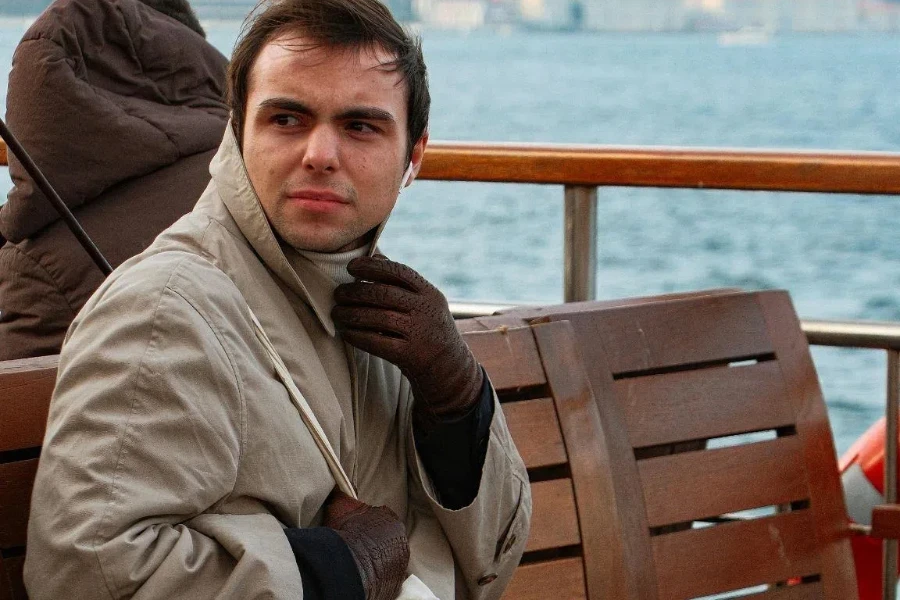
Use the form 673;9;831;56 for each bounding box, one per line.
399;161;415;191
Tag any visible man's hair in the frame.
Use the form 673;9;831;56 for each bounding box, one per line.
139;0;206;37
227;0;430;161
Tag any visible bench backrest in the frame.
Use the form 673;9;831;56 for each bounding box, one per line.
0;355;57;600
463;321;620;600
465;290;859;599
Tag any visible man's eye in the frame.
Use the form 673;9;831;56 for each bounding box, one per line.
348;121;377;134
273;114;300;127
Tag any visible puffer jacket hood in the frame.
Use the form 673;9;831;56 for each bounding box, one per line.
0;0;228;243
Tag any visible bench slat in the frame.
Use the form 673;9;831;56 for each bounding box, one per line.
550;294;773;377
502;399;567;470
617;361;795;448
0;460;38;550
0;357;57;453
759;293;858;599
464;327;546;391
527;479;580;552
652;510;821;600
533;320;656;600
639;436;809;528
501;557;586;600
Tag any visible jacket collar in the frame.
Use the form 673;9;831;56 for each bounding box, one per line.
209;123;389;337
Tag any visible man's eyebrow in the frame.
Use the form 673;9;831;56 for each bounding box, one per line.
258;97;314;115
336;107;396;123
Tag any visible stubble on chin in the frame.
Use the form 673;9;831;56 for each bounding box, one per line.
269;205;365;253
269;182;371;252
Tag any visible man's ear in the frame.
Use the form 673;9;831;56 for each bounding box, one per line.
405;131;429;188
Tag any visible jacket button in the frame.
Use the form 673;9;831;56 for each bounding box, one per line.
478;574;498;586
502;534;517;554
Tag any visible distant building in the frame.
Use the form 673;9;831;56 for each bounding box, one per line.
723;0;779;28
587;0;690;31
519;0;584;30
415;0;486;28
788;0;857;31
856;0;899;31
3;0;894;32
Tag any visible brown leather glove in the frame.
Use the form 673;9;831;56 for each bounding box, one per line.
332;256;485;432
324;490;410;600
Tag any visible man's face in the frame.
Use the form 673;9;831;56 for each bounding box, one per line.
242;33;427;252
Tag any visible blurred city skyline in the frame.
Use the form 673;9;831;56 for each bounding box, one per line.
1;0;899;32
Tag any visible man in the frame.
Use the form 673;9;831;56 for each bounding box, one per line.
0;0;228;360
24;0;531;598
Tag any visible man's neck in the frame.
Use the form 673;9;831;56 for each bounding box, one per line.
296;244;370;285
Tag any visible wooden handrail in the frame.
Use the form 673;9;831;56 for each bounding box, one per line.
418;141;900;195
3;139;900;195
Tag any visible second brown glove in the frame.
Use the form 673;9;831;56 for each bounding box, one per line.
323;490;410;600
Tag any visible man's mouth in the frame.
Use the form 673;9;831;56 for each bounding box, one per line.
286;189;349;212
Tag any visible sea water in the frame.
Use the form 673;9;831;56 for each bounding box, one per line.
1;21;899;455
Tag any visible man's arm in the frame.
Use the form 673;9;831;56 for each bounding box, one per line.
405;381;530;600
284;527;365;599
333;256;532;599
25;258;302;599
413;370;494;509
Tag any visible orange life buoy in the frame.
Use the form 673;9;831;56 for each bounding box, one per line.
840;416;900;600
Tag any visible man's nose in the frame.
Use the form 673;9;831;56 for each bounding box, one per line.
302;126;340;174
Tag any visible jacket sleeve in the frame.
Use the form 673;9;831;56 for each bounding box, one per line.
0;244;74;360
24;259;302;599
406;378;532;600
413;370;494;509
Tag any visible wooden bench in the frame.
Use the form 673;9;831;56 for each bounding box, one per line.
465;289;900;599
4;290;900;599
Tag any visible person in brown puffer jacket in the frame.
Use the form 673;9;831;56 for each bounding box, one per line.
0;0;228;360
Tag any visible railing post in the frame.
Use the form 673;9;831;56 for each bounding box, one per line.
563;185;598;302
885;349;900;600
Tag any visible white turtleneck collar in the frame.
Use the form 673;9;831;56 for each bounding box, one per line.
295;244;370;286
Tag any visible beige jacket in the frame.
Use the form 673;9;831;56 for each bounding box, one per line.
24;126;531;600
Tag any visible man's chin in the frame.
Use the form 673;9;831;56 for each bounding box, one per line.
284;233;367;254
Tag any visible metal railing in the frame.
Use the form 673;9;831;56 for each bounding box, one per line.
419;141;900;600
418;142;900;303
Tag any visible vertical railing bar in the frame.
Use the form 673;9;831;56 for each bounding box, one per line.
884;349;900;600
563;185;598;302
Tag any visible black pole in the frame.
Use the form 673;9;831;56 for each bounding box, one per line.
0;118;112;276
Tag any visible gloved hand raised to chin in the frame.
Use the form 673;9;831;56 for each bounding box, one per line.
332;255;485;433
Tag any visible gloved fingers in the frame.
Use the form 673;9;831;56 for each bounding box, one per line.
323;489;370;528
333;281;418;314
338;328;408;364
347;256;427;294
332;306;413;339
